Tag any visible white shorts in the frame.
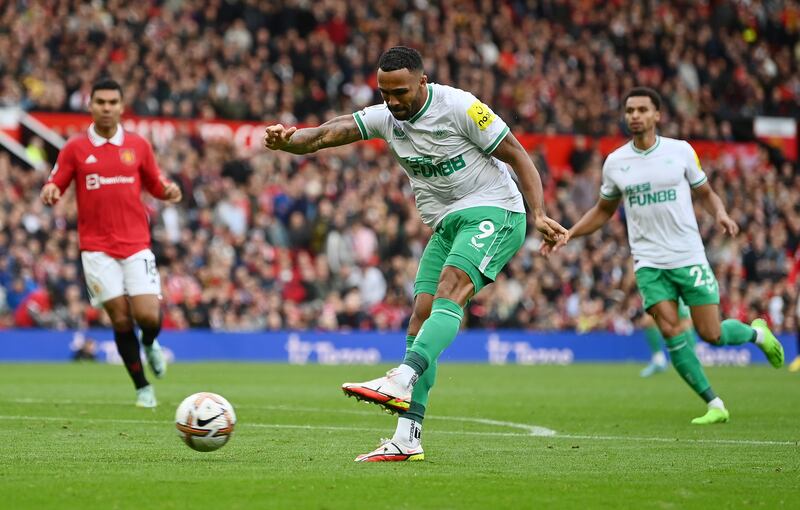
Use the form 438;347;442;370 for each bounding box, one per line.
81;249;162;307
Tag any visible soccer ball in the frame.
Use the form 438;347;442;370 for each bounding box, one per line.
175;392;237;452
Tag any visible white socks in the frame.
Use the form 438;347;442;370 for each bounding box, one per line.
393;417;422;448
753;327;765;345
708;397;726;410
392;364;418;389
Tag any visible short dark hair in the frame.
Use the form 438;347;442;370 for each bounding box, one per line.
378;46;423;73
91;79;123;99
624;87;661;110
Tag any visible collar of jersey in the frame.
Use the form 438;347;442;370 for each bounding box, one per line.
408;84;434;124
88;123;125;147
630;135;660;156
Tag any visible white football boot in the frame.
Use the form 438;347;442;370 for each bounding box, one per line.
143;339;167;379
135;385;157;408
354;438;424;462
341;368;414;413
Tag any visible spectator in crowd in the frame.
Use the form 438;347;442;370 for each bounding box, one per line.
0;1;796;139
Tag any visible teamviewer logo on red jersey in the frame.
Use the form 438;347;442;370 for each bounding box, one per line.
85;173;136;190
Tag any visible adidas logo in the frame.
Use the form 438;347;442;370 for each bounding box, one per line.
85;155;98;164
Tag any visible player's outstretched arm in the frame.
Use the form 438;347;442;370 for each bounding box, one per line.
490;133;568;243
263;114;362;155
692;181;739;236
543;196;620;255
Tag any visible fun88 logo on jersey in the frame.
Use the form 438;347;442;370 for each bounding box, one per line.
405;154;466;178
86;174;136;190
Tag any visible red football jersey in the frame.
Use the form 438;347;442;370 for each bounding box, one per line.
47;124;170;258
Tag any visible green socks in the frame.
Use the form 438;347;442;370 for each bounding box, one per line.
665;330;716;403
401;298;463;421
718;319;756;346
405;298;464;371
644;326;663;354
403;334;437;423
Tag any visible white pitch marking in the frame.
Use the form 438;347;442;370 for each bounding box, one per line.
0;414;535;439
0;411;796;446
4;399;556;436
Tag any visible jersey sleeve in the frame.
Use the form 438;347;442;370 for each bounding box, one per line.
139;138;169;199
683;141;707;188
599;158;621;200
47;142;76;193
352;105;389;141
454;92;510;154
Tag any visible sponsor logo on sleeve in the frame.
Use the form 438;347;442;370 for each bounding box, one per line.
467;100;496;130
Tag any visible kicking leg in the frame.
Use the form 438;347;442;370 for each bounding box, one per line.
351;294;433;462
342;267;471;412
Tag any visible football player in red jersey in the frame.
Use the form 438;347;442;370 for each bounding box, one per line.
41;79;181;407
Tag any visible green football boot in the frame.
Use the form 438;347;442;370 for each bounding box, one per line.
751;319;784;368
691;407;730;425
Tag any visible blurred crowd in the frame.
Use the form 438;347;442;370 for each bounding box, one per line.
0;0;799;333
1;134;798;334
1;0;798;139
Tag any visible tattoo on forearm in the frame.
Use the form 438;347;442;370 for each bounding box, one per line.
291;115;361;153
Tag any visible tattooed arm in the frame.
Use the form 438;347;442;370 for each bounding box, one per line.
263;114;363;155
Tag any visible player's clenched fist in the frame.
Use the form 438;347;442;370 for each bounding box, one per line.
40;183;62;205
162;181;182;203
263;124;297;151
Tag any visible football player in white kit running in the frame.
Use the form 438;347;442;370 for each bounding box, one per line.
545;87;784;424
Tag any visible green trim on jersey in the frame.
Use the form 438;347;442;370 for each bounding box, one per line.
408;84;434;124
600;190;622;200
630;135;661;156
690;175;708;188
353;112;368;140
483;126;510;154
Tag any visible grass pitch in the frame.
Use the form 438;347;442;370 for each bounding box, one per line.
1;362;798;509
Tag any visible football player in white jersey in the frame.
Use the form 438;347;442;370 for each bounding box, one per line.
264;46;567;461
545;87;784;424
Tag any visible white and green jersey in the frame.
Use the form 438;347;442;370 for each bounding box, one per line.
600;136;709;270
352;83;524;228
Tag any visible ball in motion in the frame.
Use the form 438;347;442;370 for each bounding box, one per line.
175;392;236;452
